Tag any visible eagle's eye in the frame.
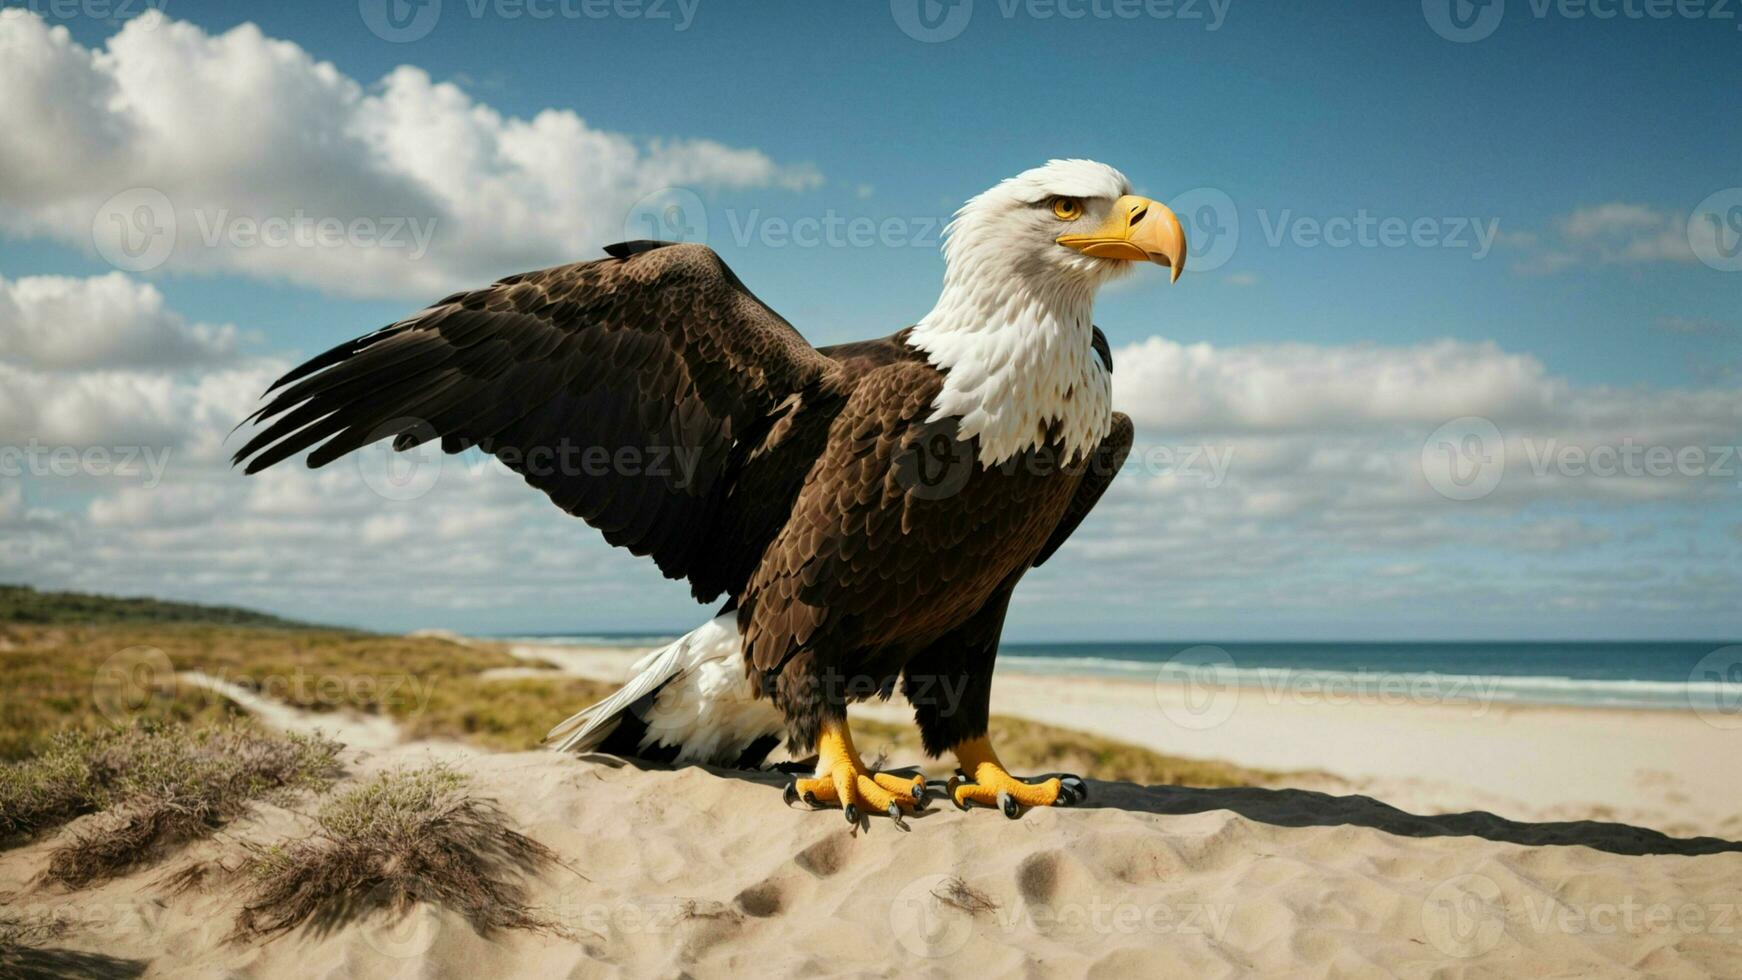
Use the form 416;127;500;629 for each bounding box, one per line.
1050;197;1084;221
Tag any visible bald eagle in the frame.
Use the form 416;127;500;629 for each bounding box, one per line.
236;160;1186;824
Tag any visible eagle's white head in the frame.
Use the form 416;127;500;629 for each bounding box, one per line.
907;159;1186;465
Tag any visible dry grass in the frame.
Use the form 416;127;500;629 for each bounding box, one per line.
0;909;66;953
934;876;998;914
0;625;244;761
0;733;95;841
2;619;1279;788
0;722;340;887
233;765;555;942
410;675;616;749
0;908;147;978
0;623;549;760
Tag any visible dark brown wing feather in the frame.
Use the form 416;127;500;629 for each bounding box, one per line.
233;242;838;601
1032;411;1133;567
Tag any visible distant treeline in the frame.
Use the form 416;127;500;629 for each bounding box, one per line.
0;584;315;629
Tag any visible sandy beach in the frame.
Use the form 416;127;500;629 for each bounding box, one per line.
6;741;1740;978
510;641;1742;840
7;633;1740;978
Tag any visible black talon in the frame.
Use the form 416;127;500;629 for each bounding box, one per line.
946;776;970;811
783;781;800;807
912;781;931;811
802;790;821;808
997;791;1020;819
844;803;860;823
886;802;908;830
1060;775;1088;804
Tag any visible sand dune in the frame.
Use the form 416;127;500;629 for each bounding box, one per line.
178;671;402;752
5;745;1740;978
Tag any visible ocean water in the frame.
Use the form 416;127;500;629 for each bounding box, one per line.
503;634;1742;714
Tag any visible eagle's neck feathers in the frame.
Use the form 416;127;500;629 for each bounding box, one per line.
906;268;1112;466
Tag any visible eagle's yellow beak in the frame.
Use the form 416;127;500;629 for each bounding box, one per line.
1056;195;1188;283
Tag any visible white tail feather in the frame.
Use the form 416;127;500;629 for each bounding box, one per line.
544;611;782;762
543;633;695;753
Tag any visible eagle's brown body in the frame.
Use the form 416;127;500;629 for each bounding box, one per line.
744;333;1127;754
237;241;1133;762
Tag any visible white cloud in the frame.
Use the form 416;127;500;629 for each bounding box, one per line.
0;273;276;483
2;271;1735;632
1112;335;1740;512
1114;337;1562;433
0;268;676;624
0;272;237;369
0;358;278;454
1617;226;1696;264
1075;333;1742;629
12;453;674;628
1506;202;1698;275
1561;203;1663;240
0;13;820;299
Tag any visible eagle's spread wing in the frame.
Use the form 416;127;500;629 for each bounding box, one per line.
1032;411;1133;567
233;241;838;600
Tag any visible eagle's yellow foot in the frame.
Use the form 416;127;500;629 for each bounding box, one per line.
782;719;927;829
947;736;1088;818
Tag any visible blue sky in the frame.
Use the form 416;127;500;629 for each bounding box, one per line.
1;1;1738;639
20;0;1742;381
